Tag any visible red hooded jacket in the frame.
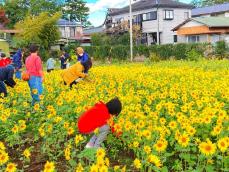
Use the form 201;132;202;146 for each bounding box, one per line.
78;102;111;134
0;58;11;67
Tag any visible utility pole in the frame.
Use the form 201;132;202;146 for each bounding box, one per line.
156;0;160;45
129;0;133;62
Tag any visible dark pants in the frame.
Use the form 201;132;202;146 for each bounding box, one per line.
61;64;66;69
64;81;77;88
0;81;7;97
47;69;54;73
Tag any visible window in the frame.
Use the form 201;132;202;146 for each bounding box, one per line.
188;35;200;43
164;10;174;20
184;12;189;19
174;35;177;43
133;14;142;23
70;27;75;37
142;11;157;21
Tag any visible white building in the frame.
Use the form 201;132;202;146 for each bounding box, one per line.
105;0;193;45
57;19;83;42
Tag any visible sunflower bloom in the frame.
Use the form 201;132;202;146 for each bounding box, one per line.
133;158;141;169
44;161;55;172
217;138;228;153
154;139;168;152
5;163;17;172
147;154;162;168
199;139;216;156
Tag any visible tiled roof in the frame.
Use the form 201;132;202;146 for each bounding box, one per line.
193;16;229;27
83;26;104;35
109;0;193;16
57;19;81;26
172;16;229;31
192;3;229;16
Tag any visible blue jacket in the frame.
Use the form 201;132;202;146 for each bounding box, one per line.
12;49;22;69
0;65;16;96
78;52;89;65
60;53;70;68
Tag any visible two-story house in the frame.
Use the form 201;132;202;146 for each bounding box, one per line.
105;0;193;45
172;3;229;44
57;19;82;41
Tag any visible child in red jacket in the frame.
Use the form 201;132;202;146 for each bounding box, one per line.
0;53;12;67
78;97;122;148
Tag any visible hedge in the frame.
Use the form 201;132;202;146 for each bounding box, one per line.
83;43;211;61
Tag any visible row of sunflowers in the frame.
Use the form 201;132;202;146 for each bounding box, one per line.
0;60;229;172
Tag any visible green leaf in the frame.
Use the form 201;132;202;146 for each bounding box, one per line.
69;159;77;167
77;148;97;162
205;165;214;172
161;166;168;172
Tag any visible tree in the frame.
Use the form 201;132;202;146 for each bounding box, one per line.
15;12;61;50
132;24;141;44
0;9;9;26
191;0;202;7
63;0;89;25
4;0;61;28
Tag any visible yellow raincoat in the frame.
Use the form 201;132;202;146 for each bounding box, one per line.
61;62;86;85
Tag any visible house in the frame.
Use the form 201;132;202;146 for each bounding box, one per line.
172;3;229;44
82;25;105;46
192;3;229;17
57;19;83;44
172;17;229;44
105;0;193;45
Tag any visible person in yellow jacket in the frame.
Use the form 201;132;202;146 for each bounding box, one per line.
62;59;92;88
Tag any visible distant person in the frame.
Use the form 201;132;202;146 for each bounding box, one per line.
76;47;89;73
25;45;43;105
60;50;70;69
78;97;122;148
0;53;12;67
46;57;56;73
12;49;24;79
0;65;16;97
61;59;92;88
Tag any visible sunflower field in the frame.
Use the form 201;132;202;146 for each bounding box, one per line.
0;60;229;172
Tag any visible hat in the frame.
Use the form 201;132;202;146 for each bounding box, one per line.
1;53;6;58
76;47;84;54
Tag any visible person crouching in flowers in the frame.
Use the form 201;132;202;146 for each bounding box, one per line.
76;47;89;74
61;59;92;88
25;44;43;105
78;97;122;148
0;65;16;97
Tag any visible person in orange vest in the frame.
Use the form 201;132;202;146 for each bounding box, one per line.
78;97;122;148
61;59;92;88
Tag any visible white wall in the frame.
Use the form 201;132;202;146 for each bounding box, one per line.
182;20;203;27
111;8;191;44
142;8;191;44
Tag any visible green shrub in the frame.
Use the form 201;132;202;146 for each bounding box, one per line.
185;49;203;61
80;43;212;61
149;52;161;62
110;45;129;60
215;41;227;59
